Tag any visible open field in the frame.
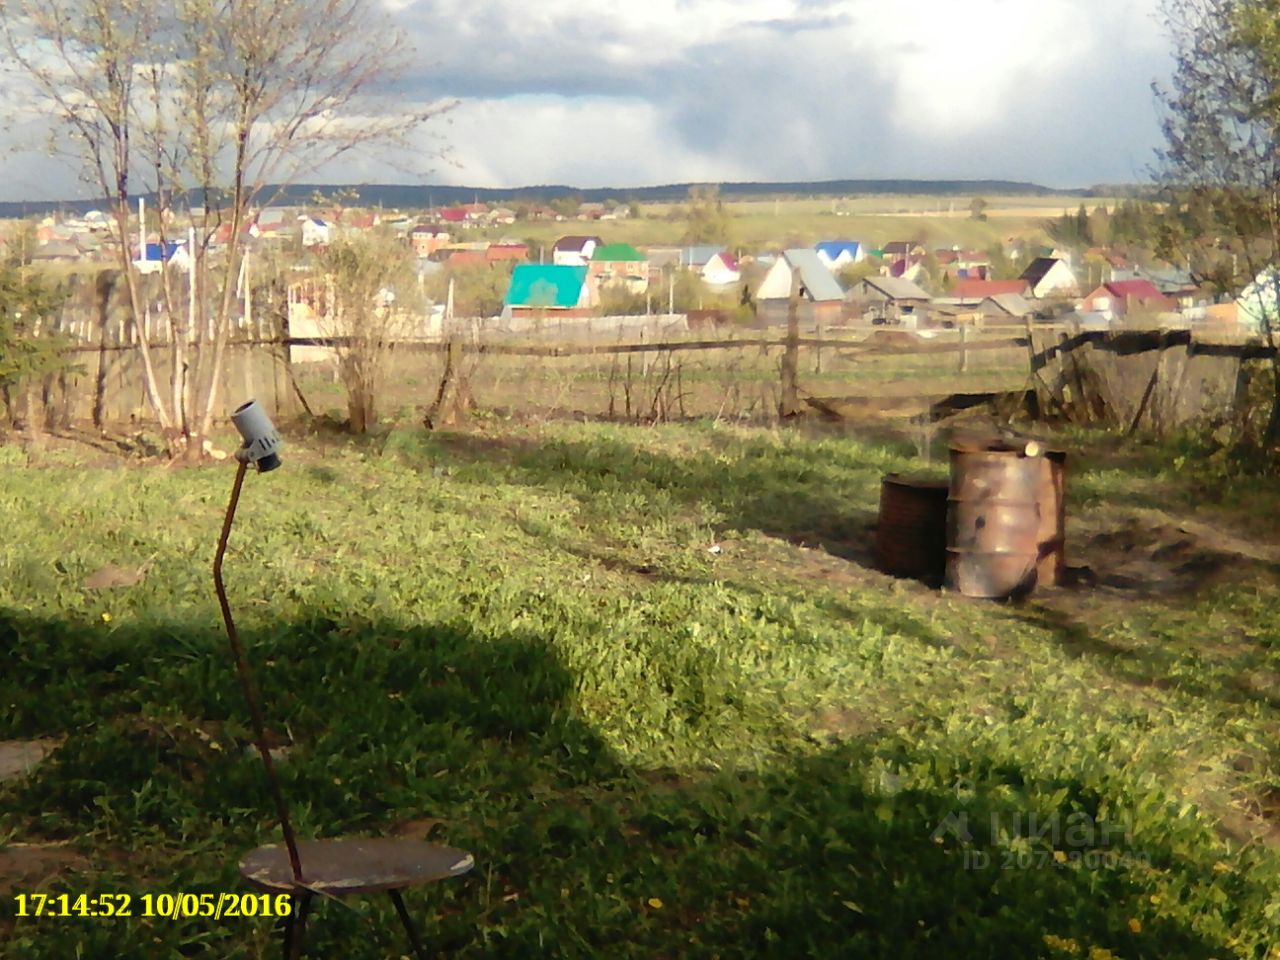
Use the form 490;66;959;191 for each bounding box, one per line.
2;417;1280;958
492;194;1109;254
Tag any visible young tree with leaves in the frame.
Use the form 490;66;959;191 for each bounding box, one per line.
1156;0;1280;449
0;230;74;445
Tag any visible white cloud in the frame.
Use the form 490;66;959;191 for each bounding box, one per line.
0;0;1174;200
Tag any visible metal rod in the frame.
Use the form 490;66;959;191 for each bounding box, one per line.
389;889;430;960
214;458;304;882
284;893;313;960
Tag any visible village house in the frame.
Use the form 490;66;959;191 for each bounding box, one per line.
814;241;864;271
134;240;191;275
410;224;450;258
299;216;330;248
1079;279;1175;320
937;248;991;282
501;264;598;321
1235;268;1280;333
589;242;649;294
552;235;603;267
1020;257;1080;299
486;243;529;265
701;252;740;288
951;278;1031;299
754;248;845;327
850;275;931;323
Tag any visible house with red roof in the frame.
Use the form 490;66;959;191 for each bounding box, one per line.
701;251;740;287
486;243;529;265
410;224;450;258
951;278;1031;299
1080;280;1175;318
440;249;488;269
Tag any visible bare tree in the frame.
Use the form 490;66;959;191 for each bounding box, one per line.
312;229;421;432
3;0;451;454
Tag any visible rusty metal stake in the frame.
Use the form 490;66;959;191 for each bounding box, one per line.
214;458;304;883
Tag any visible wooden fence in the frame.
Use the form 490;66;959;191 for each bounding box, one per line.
9;292;1274;432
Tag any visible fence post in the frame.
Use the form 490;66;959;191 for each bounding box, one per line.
779;266;801;418
958;321;968;373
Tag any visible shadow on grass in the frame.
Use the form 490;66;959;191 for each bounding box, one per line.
1008;601;1280;714
1;608;1269;959
409;426;919;570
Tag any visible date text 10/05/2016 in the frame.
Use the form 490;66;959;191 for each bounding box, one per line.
13;892;295;919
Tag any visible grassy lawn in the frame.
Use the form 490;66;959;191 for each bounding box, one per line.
1;419;1279;958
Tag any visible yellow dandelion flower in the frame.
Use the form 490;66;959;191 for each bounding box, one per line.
647;898;663;910
101;612;112;623
1053;850;1068;864
1128;918;1142;934
1042;933;1079;954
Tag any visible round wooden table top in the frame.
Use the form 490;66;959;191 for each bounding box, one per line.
239;838;474;895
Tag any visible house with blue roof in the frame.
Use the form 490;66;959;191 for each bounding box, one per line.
133;240;190;275
814;241;864;271
501;264;597;321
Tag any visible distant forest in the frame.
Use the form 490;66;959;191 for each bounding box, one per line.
0;178;1137;218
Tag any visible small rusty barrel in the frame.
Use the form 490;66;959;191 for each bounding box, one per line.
946;448;1041;598
875;474;949;581
1036;449;1067;586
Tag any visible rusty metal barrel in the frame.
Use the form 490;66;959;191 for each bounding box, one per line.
1036;449;1067;586
875;475;949;581
946;448;1042;598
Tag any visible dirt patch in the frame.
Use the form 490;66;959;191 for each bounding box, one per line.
0;844;91;895
1068;509;1280;597
0;739;60;784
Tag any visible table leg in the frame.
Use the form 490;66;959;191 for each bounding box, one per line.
283;892;313;960
388;889;429;960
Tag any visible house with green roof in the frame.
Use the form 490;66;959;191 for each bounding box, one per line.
588;242;649;294
501;264;596;322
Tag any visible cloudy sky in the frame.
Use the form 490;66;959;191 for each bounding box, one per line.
2;0;1172;201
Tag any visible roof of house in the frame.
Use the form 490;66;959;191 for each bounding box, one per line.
952;278;1029;299
1095;279;1167;301
1020;257;1067;287
882;241;918;256
706;252;739;272
412;223;449;236
34;240;82;260
505;264;589;308
814;240;861;260
138;241;184;262
783;248;845;301
553;235;602;253
591;242;646;262
679;245;724;267
444;249;488;268
486;243;528;262
858;275;931;301
982;293;1034;316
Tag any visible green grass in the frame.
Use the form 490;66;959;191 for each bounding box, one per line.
1;420;1279;958
489;193;1098;254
